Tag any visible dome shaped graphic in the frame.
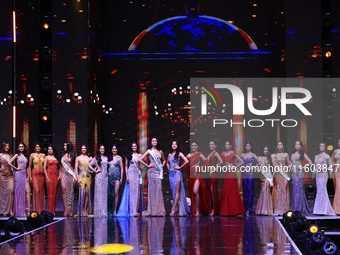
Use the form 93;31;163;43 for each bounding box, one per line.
128;15;258;52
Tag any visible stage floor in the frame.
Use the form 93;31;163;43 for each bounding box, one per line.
0;216;300;254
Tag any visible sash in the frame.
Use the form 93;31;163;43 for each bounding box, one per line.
259;157;273;186
148;149;163;179
132;156;143;185
0;153;14;173
61;157;77;180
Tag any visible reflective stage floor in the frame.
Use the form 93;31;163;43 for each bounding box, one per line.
0;216;299;255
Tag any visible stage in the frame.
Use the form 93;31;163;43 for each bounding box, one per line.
0;216;301;255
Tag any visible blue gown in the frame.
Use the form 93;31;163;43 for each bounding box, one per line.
241;157;256;215
169;155;191;216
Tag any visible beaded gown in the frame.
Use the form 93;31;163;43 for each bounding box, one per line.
206;152;219;216
169;155;191;216
127;155;144;216
272;153;289;215
0;154;14;216
255;156;273;215
241;157;256;214
31;154;45;213
333;149;340;214
46;158;59;214
219;152;245;216
313;153;335;215
89;156;108;217
143;153;166;216
108;156;121;217
14;154;28;216
60;155;75;215
291;153;311;215
77;160;92;216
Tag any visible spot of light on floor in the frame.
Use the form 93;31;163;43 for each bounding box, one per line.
91;244;134;254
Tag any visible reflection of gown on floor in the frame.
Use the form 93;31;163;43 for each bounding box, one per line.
94;217;107;248
170;217;191;255
77;160;92;216
219;152;245;216
291;154;311;215
206;153;219;216
14;154;28;216
256;156;273;215
313;153;335;215
169;155;191;216
256;216;274;254
184;152;209;216
143;153;166;216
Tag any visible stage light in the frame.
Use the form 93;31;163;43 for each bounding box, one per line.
31;98;34;102
6;217;24;234
187;86;190;89
41;211;54;224
27;211;43;228
66;99;71;103
109;108;112;111
20;100;24;104
106;111;109;114
102;105;105;108
9;90;12;94
325;51;332;58
327;145;333;151
57;90;62;94
27;94;31;98
78;96;82;100
74;92;79;97
42;115;48;121
292;216;308;233
307;224;319;237
310;231;326;250
43;22;50;29
322;242;338;255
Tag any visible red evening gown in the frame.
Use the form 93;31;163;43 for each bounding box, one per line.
219;152;245;216
185;152;209;216
46;159;59;214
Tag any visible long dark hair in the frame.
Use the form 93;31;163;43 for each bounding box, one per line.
78;144;90;156
262;145;272;165
47;144;59;161
33;141;41;153
95;144;105;167
317;142;326;154
108;144;120;162
149;137;161;150
126;142;139;161
275;140;285;153
16;142;28;158
62;141;75;166
170;140;180;160
0;141;11;156
244;141;253;152
293;140;305;161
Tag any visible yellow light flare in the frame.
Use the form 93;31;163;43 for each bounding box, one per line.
91;244;134;254
309;225;318;233
327;145;334;151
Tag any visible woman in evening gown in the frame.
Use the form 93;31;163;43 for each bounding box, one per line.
290;140;312;215
88;144;108;217
255;146;273;216
60;141;76;217
139;137;166;216
271;141;291;216
206;140;223;216
8;142;28;217
28;142;45;214
331;139;340;214
185;141;209;216
313;142;335;215
75;144;93;216
167;140;191;216
126;142;143;216
43;144;59;215
241;141;260;216
219;140;245;216
108;144;124;216
0;142;14;216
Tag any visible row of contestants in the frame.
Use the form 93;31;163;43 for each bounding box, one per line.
190;139;340;217
1;138;340;217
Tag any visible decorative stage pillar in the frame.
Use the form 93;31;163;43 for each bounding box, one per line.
138;84;149;192
233;115;244;188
